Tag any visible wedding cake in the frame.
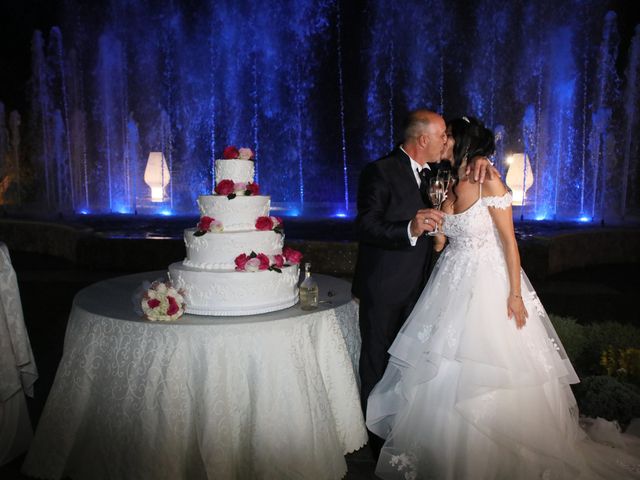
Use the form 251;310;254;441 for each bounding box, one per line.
168;146;301;316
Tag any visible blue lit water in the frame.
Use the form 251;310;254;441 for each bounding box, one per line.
1;0;638;222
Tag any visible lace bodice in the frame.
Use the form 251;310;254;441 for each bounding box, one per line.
442;191;513;253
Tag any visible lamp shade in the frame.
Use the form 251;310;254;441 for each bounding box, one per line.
144;152;170;202
505;153;534;206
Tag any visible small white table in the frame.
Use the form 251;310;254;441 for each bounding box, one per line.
22;272;366;480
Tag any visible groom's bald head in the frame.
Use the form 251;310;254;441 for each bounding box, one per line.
403;109;443;141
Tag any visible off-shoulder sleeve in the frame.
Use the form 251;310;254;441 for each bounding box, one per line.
482;191;513;209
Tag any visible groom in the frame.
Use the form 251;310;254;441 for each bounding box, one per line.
352;109;493;456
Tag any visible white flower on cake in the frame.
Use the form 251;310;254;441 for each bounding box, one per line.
141;280;186;321
244;257;262;272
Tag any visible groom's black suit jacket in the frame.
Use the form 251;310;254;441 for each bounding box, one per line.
352;148;434;306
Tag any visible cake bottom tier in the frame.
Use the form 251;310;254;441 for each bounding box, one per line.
168;262;300;316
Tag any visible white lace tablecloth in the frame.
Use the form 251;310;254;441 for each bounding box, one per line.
0;242;37;466
22;272;366;480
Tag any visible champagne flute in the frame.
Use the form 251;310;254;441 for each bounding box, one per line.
437;169;452;191
428;177;446;236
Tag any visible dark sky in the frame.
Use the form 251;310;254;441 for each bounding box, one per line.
1;0;639;114
0;0;60;112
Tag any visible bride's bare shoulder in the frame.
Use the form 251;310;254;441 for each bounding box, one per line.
482;175;509;197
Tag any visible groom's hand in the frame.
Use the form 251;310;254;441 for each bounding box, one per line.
410;209;444;237
466;156;501;183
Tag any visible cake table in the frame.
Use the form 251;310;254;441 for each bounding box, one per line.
22;272;367;480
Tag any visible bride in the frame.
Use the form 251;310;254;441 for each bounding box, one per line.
366;116;640;479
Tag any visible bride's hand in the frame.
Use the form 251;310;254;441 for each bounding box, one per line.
507;294;528;329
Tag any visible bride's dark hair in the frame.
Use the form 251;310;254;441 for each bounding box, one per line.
447;116;495;170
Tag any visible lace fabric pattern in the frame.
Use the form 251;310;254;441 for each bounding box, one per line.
22;273;367;480
367;191;640;479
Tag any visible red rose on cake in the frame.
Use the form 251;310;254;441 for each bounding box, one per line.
271;254;285;268
215;179;235;196
283;246;303;265
256;253;270;270
197;216;214;232
235;253;250;271
245;182;260;196
223;146;239;159
255;216;274;231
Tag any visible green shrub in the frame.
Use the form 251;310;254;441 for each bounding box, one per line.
574;375;640;427
583;321;640;382
549;315;589;367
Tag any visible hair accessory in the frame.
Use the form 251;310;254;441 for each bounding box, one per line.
462;116;471;123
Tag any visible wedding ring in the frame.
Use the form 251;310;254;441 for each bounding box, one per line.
424;219;429;225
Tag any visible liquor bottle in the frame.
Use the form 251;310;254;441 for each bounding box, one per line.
299;262;319;310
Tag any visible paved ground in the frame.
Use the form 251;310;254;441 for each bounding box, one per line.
1;251;638;479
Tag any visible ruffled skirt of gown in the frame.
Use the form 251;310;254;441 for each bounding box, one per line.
366;242;640;480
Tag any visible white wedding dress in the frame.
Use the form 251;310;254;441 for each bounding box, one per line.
366;189;640;479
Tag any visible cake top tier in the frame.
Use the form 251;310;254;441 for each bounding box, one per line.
215;159;255;185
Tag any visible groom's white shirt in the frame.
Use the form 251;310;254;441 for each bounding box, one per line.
400;145;431;246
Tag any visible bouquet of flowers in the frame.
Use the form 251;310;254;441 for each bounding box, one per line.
140;280;186;321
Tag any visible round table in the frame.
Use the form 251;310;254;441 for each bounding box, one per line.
22;272;367;480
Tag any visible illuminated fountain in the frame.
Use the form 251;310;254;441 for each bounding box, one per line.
0;0;638;222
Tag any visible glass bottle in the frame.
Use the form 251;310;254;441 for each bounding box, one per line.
299;262;319;310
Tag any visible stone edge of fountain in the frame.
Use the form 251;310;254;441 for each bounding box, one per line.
0;218;639;279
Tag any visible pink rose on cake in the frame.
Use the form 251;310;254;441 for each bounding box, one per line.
215;179;235;196
222;146;240;159
283;246;303;265
238;147;255;160
233;182;247;193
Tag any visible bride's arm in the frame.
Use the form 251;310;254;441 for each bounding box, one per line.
484;178;528;329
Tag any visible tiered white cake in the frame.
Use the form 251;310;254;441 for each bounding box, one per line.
169;157;300;316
